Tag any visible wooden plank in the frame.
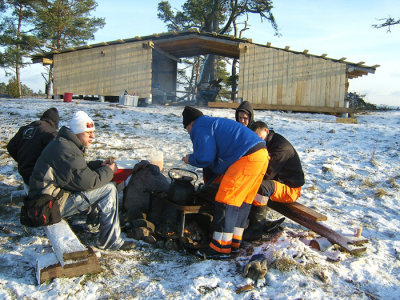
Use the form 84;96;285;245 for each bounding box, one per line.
238;45;247;101
260;47;268;104
310;57;319;107
338;63;346;107
304;56;312;106
295;53;303;106
271;49;279;104
267;202;327;221
267;201;368;254
287;52;296;105
247;45;255;102
267;48;274;104
336;117;358;124
37;248;101;284
254;46;263;105
281;51;289;105
276;51;284;105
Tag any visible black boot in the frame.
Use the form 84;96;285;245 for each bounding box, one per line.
243;206;285;241
243;205;268;241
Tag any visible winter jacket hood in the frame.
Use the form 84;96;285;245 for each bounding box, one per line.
41;107;59;129
235;101;254;127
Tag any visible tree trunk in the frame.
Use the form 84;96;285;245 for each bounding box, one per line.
16;4;23;98
47;65;53;99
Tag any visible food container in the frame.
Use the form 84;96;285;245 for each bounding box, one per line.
112;160;138;184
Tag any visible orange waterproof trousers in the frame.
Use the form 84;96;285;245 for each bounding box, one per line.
210;148;269;253
252;180;302;205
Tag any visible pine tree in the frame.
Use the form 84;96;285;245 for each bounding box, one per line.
0;0;41;98
33;0;105;98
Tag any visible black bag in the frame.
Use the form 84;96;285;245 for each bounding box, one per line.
20;194;62;227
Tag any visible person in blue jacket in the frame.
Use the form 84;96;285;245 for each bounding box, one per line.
181;106;269;259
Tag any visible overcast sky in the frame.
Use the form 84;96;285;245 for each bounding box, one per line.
2;0;399;106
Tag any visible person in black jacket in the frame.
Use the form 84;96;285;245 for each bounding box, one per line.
7;107;59;186
244;121;305;240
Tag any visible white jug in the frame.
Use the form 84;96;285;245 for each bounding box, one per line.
149;149;164;171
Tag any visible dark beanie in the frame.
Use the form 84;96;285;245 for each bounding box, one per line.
41;107;60;129
182;106;203;128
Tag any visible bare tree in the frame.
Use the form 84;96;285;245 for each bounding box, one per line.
372;16;400;32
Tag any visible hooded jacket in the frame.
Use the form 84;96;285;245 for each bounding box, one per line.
28;126;114;210
7;108;59;184
263;130;305;188
235;101;254;128
188;115;265;175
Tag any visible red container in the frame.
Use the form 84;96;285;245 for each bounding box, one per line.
112;168;133;185
63;92;73;102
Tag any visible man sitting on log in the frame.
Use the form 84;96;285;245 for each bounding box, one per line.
28;111;135;251
181;106;269;259
244;120;305;241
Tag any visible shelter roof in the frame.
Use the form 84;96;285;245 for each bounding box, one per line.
31;29;378;78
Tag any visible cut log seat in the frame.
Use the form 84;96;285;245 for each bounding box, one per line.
36;247;101;284
44;219;89;267
36;219;101;284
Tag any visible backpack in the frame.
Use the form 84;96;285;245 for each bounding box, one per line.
20;193;62;227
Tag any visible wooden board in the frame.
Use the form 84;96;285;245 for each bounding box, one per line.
267;201;368;254
37;247;101;284
336;117;358;124
268;202;327;221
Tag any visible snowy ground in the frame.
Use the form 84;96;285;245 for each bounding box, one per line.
0;98;399;299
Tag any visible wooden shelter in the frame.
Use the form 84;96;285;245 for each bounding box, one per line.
32;29;377;113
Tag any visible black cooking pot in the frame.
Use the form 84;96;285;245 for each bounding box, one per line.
168;168;198;206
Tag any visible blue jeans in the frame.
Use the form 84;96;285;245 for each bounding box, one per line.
61;183;124;250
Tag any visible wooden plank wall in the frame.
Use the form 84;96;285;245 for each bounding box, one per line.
238;44;347;108
53;41;152;97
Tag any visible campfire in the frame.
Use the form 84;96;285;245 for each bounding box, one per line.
122;190;212;252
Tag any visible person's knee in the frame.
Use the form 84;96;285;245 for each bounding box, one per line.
96;183;118;213
104;182;117;193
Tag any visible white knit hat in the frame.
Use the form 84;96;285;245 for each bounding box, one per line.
70;111;95;134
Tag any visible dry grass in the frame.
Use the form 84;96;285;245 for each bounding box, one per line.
362;179;377;188
375;188;388;198
271;253;326;277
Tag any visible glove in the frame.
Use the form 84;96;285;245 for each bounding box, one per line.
243;254;268;281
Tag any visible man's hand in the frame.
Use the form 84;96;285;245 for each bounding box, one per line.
107;162;118;173
103;156;115;165
182;154;190;164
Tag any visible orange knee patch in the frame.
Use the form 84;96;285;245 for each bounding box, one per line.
270;181;302;203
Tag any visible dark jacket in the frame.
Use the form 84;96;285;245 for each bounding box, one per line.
235;101;254;128
7;108;59;184
261;130;305;189
28;126;114;210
